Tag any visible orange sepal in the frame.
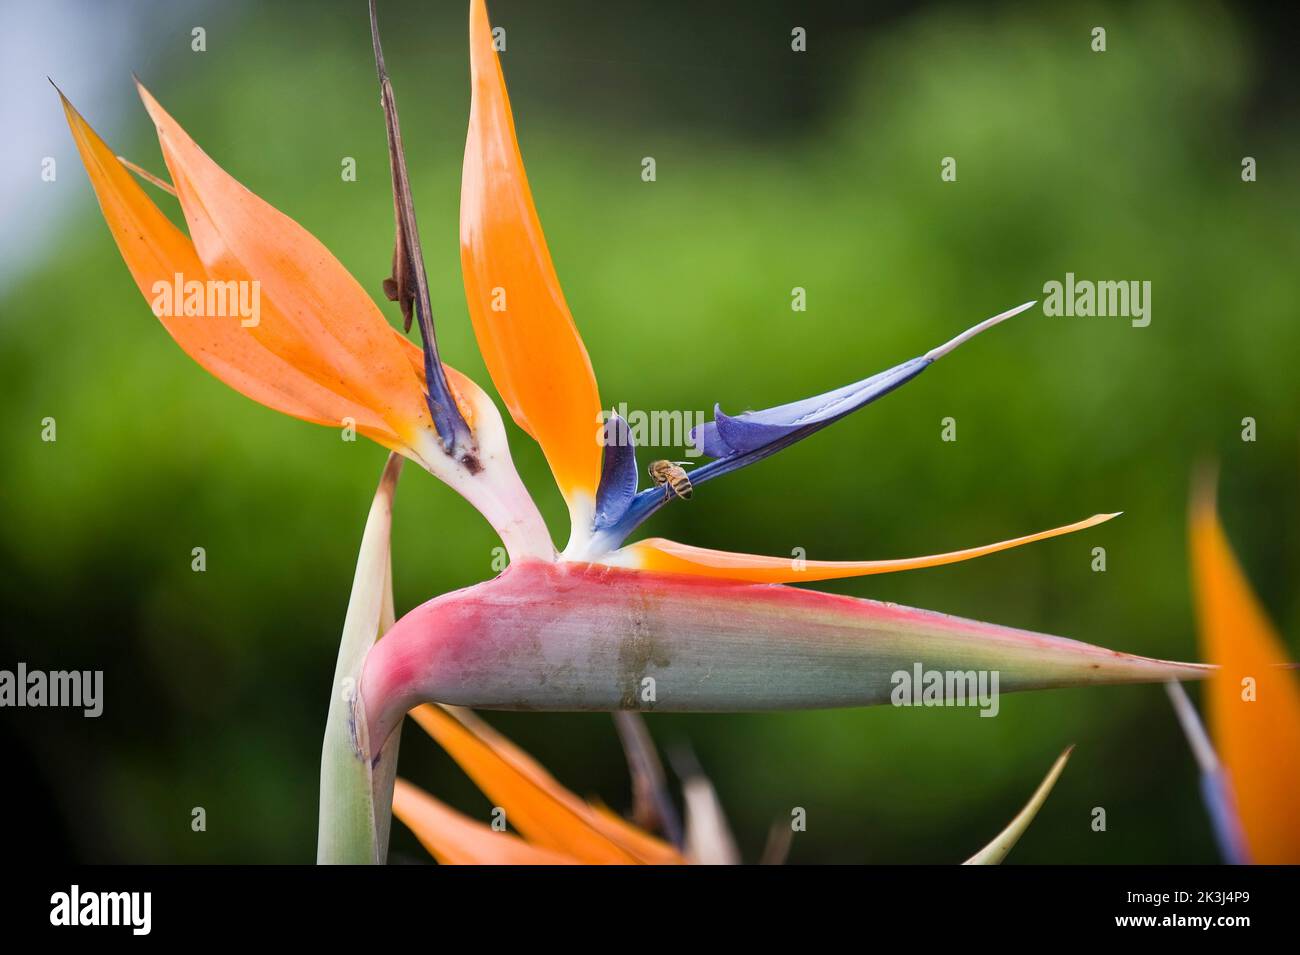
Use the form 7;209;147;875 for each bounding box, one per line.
618;512;1120;583
132;80;436;451
409;705;683;864
392;778;580;865
461;0;602;510
1191;481;1300;863
439;706;684;864
60;89;406;449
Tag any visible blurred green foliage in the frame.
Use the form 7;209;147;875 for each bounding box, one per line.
2;0;1297;863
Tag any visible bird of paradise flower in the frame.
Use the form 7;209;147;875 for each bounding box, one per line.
58;0;1216;863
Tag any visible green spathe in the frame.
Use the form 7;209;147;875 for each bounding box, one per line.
317;453;404;864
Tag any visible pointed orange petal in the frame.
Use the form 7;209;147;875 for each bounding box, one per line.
1191;482;1300;863
614;513;1121;583
133;80;434;451
410;705;669;864
583;801;687;866
60;90;403;447
441;706;685;864
392;778;580;864
461;0;602;518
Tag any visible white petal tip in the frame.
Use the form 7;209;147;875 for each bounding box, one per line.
925;301;1038;362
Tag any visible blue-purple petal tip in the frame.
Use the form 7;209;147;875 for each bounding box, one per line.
594;413;639;531
595;303;1033;550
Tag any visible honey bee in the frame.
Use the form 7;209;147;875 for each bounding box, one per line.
647;460;694;501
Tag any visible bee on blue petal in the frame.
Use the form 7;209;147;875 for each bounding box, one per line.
647;460;694;501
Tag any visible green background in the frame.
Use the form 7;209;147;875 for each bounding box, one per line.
2;0;1297;863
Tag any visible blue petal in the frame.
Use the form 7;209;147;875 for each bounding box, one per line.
593;414;639;531
588;302;1035;552
1165;680;1252;865
1199;771;1252;865
694;356;930;458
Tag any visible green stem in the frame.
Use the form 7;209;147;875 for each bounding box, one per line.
317;453;404;864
